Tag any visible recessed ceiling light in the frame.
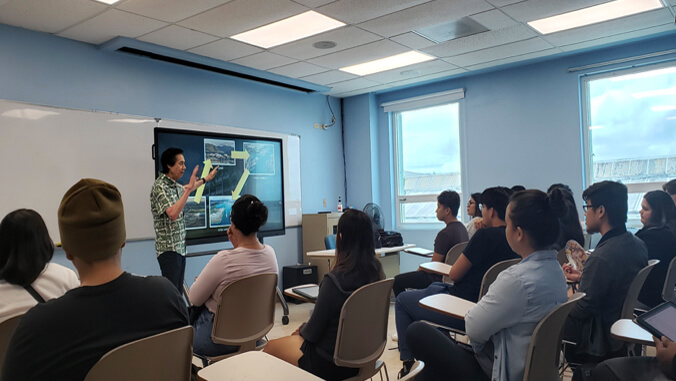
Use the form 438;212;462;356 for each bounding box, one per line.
93;0;121;4
231;11;345;49
528;0;663;35
339;51;434;76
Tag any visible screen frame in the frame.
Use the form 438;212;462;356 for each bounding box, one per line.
634;301;676;342
153;127;286;246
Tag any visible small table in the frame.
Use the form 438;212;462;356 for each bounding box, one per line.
610;319;655;347
419;262;452;276
307;244;416;279
419;293;476;320
197;351;323;381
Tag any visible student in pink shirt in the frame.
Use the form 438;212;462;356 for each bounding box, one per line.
189;194;278;357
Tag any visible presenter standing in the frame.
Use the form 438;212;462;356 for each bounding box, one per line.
150;147;218;292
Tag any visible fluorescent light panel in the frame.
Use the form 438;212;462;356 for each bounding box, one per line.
94;0;121;4
528;0;663;35
339;51;435;76
231;11;345;49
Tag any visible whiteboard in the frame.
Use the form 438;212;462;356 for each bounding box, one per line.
0;99;302;242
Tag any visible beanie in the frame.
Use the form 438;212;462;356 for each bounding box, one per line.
58;179;126;261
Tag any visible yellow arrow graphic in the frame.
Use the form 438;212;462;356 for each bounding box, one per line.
193;159;213;204
231;169;250;199
231;150;250;160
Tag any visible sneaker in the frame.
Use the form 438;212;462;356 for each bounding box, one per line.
391;333;398;342
398;360;414;379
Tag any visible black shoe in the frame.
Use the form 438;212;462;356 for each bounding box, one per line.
398;360;414;379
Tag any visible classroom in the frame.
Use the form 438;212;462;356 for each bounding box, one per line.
1;0;676;379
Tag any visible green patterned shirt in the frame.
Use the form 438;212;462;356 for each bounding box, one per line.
150;173;186;257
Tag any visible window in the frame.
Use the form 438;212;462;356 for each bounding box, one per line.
392;102;463;226
582;62;676;226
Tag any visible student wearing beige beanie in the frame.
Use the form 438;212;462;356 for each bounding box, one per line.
2;179;188;381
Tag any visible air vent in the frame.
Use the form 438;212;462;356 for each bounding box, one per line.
414;17;489;44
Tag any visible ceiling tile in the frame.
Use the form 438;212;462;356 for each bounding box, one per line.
422;24;537;58
390;32;437;49
138;25;219;50
357;0;494;38
501;0;609;22
117;0;231;23
270;26;382;60
444;37;554;67
0;0;105;34
291;0;336;7
300;70;357;85
317;0;429;24
178;0;308;37
559;23;676;53
386;68;467;87
464;48;559;71
363;59;458;83
486;0;522;6
268;61;329;77
542;8;674;46
230;52;297;70
326;77;383;94
188;38;262;61
469;9;518;30
307;39;409;69
57;9;168;45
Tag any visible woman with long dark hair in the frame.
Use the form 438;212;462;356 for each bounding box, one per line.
407;189;568;381
465;193;483;238
637;190;676;308
264;209;384;380
0;209;79;322
189;194;278;357
547;184;584;250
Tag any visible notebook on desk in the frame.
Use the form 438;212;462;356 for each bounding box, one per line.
292;285;319;301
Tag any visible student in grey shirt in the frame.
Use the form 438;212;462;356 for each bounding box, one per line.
407;189;569;381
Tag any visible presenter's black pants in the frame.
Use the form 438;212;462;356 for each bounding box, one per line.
158;251;186;295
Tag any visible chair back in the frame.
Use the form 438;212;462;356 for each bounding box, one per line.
398;360;424;380
84;326;193;381
0;313;23;372
662;257;676;304
325;234;337;250
442;242;468;284
621;259;659;319
479;258;521;300
333;278;394;378
523;293;585;381
212;273;278;351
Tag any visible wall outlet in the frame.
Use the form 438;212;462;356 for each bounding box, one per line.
323;198;327;207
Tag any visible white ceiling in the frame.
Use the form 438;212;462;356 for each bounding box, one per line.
1;0;675;97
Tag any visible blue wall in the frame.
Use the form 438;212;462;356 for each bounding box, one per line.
343;31;676;266
0;23;344;286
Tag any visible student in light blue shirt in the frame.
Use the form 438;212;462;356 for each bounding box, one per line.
407;189;569;381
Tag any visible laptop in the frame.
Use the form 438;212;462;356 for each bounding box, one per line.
292;285;319;301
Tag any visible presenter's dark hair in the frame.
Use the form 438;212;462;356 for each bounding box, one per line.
509;189;567;250
160;147;184;174
664;179;676;196
548;185;584;249
0;209;54;286
230;194;268;236
643;190;676;228
480;187;511;221
582;181;628;228
438;190;460;217
470;193;482;218
334;209;383;281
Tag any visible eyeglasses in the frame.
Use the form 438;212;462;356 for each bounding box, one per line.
582;204;598;212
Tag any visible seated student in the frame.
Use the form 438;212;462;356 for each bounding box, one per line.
189;194;278;357
465;192;483;239
637;191;676;308
407;189;568;381
664;179;676;206
2;179;188;381
392;190;468;296
562;181;648;362
575;335;676;381
0;209;79;322
395;187;519;377
263;209;384;381
547;183;585;250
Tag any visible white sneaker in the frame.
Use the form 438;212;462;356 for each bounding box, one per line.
391;333;398;342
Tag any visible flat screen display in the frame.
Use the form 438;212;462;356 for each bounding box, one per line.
153;128;285;245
